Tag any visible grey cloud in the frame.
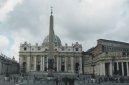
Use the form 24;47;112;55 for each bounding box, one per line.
0;0;129;53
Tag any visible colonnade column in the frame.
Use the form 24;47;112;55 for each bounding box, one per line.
127;62;129;76
96;64;98;75
59;56;61;72
101;63;104;75
71;57;74;73
98;64;100;75
1;63;3;74
110;62;113;76
65;57;67;72
0;62;1;74
34;56;37;71
99;64;101;75
40;56;43;71
122;62;124;76
79;57;82;74
43;56;44;71
19;57;22;71
47;57;48;70
57;56;59;72
117;62;119;71
99;63;102;75
27;56;30;72
102;63;105;76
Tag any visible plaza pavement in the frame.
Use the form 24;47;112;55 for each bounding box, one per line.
0;74;129;85
0;78;129;85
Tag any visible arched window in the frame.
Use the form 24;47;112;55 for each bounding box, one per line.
62;47;64;51
38;47;40;50
55;49;57;51
45;49;47;51
24;47;27;51
76;48;78;51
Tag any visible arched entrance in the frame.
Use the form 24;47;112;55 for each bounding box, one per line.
75;63;79;73
22;62;26;73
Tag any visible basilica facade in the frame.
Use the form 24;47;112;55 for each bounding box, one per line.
19;11;83;74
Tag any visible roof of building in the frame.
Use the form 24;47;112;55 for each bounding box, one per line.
42;34;62;47
98;39;129;45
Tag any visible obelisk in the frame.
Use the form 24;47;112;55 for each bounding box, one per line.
48;7;54;77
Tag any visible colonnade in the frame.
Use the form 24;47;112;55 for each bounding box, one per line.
0;62;18;74
95;62;129;76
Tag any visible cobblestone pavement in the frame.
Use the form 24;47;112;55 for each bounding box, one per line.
0;74;129;85
0;79;129;85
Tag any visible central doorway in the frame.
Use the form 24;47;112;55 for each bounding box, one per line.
75;63;79;73
37;65;40;71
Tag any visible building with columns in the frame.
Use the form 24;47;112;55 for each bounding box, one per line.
0;54;19;74
84;39;129;76
19;10;83;74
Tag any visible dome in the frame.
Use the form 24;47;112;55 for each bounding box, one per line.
42;35;62;47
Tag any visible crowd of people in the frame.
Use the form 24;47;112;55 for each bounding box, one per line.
1;73;129;85
2;73;29;83
54;77;75;85
83;75;129;84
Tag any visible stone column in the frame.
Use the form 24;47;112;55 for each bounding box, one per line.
98;64;100;75
122;62;124;76
98;63;100;75
1;63;3;74
47;57;48;70
10;65;12;73
34;56;37;71
3;64;4;74
57;56;59;72
8;65;10;74
127;62;129;76
71;57;74;73
96;65;98;75
5;64;7;74
7;64;9;74
79;57;82;74
19;57;22;70
117;62;119;70
110;62;113;76
11;65;13;73
41;56;43;71
94;64;96;75
0;62;1;74
65;57;67;72
102;63;105;76
27;56;30;72
96;64;98;75
99;63;101;75
59;56;61;72
100;63;103;76
43;56;44;71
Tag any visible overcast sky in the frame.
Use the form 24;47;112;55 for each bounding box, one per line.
0;0;129;61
